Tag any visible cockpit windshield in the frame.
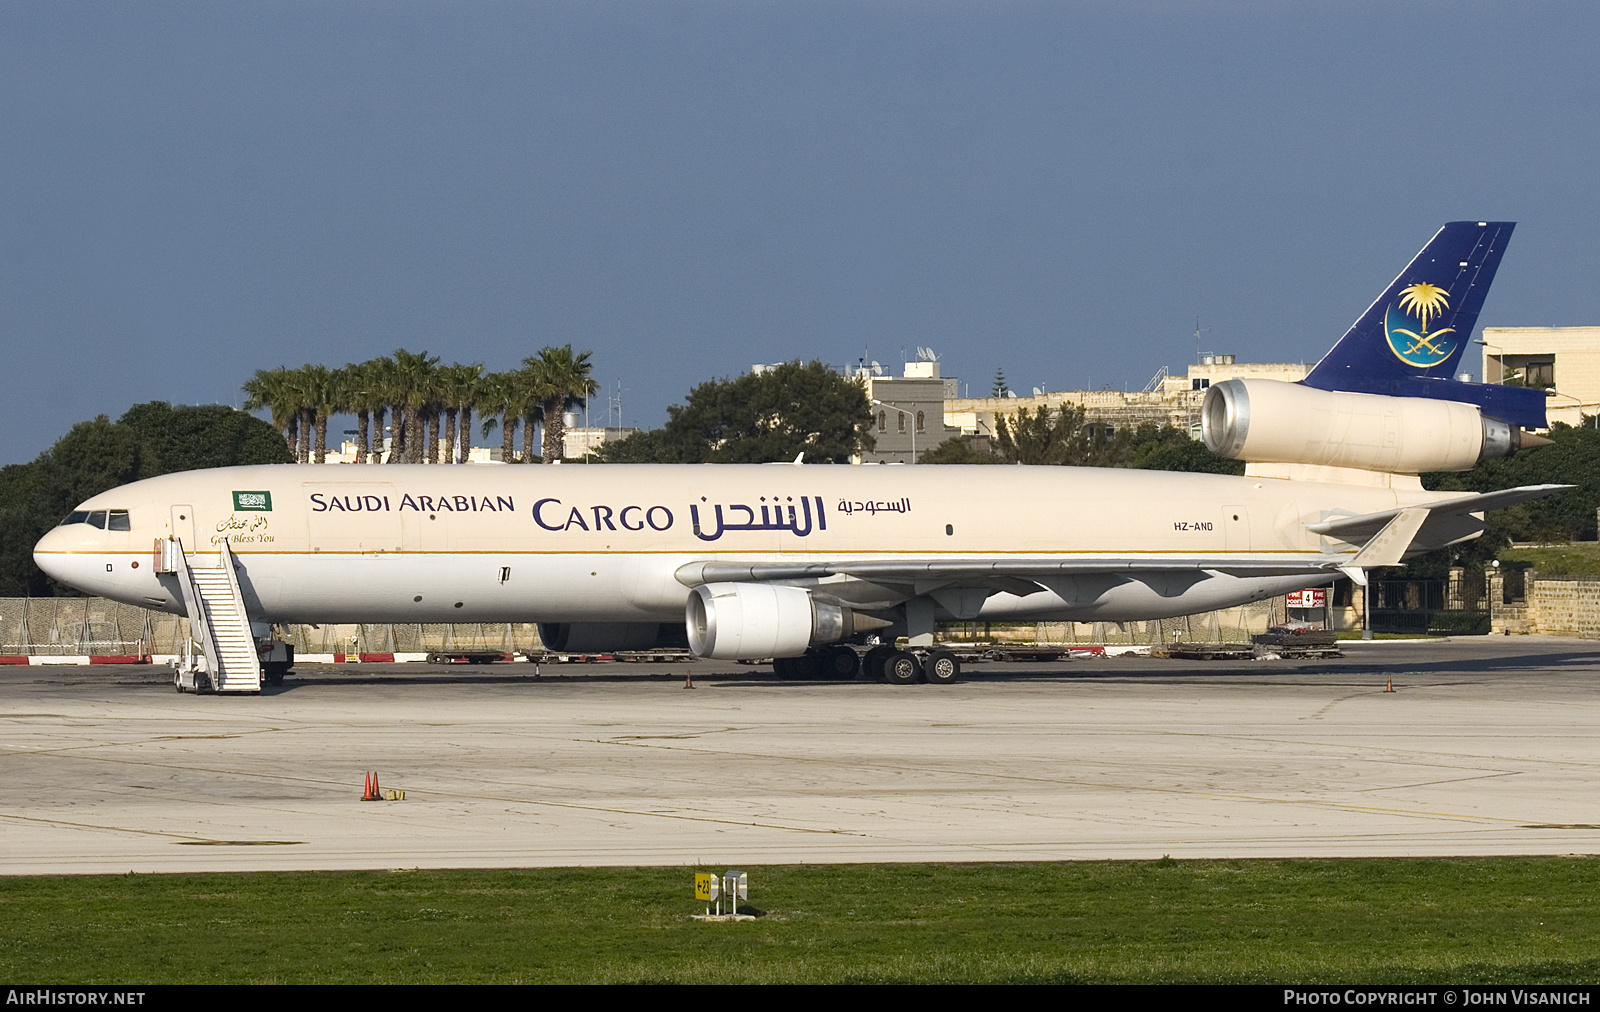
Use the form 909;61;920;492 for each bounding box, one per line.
58;510;130;531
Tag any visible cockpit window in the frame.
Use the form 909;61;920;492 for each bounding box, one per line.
57;509;130;530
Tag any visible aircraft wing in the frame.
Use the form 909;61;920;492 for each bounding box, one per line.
684;556;1334;585
680;483;1572;595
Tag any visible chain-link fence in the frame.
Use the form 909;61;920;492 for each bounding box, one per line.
0;598;546;656
949;595;1293;647
1;594;1298;657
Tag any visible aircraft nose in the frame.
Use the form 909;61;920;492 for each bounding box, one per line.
32;527;70;583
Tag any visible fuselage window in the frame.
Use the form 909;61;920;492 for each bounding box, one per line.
108;510;131;531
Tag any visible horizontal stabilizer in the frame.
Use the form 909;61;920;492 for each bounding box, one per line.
1307;484;1572;544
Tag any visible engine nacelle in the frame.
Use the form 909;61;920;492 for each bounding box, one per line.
1201;379;1526;474
686;583;857;660
537;622;688;653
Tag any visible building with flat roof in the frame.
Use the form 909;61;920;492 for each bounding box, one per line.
1480;327;1600;428
944;356;1311;442
860;359;963;463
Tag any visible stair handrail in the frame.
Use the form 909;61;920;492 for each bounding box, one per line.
169;537;223;684
216;537;263;689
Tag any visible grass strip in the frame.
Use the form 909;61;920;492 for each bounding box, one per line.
3;858;1600;983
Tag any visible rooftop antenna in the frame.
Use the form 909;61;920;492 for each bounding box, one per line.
1194;316;1212;364
608;379;624;430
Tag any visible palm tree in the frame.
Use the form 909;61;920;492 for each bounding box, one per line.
439;362;485;464
388;349;440;464
242;367;299;455
345;358;391;465
477;370;523;463
275;365;319;463
526;346;599;463
303;364;342;464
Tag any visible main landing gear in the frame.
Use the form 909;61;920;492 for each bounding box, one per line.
777;645;961;685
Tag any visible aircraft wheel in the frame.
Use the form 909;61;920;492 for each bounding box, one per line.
882;650;922;686
822;646;860;680
862;646;896;683
924;649;960;685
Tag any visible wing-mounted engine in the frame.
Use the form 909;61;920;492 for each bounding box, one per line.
1201;379;1537;475
686;582;882;660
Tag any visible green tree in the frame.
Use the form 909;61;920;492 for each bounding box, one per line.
525;346;599;464
918;436;1003;464
601;361;874;464
119;402;296;474
994;404;1088;465
438;363;485;464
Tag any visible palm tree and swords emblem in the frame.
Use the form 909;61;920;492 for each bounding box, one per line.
1385;281;1456;368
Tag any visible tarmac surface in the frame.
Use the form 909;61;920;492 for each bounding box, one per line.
4;637;1600;875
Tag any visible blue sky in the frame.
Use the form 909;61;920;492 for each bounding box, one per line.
4;1;1598;462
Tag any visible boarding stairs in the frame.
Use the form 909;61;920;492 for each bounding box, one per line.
164;537;261;693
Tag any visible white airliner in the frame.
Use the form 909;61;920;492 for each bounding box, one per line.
33;222;1566;691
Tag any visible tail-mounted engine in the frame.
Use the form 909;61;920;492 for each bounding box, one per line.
1202;379;1532;474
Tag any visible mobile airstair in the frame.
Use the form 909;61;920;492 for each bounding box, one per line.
159;537;262;694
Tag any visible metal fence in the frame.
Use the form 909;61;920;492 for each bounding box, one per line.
2;591;1320;657
0;598;547;656
1368;578;1491;636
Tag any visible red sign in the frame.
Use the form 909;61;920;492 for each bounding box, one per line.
1286;589;1327;608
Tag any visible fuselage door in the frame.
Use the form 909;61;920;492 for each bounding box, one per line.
1223;505;1251;552
171;504;195;552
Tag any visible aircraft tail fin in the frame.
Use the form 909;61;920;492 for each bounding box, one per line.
1301;221;1545;428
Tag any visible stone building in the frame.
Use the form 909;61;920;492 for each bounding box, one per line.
1480;326;1600;428
943;356;1311;441
859;360;963;463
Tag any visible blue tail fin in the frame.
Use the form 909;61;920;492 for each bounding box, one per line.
1302;221;1545;428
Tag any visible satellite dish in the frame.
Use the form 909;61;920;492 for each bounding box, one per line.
1032;387;1043;396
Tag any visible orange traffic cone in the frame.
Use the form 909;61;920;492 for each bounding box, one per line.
362;771;382;801
1385;676;1394;693
684;669;694;689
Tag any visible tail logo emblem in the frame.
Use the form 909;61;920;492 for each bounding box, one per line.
1385;282;1456;368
